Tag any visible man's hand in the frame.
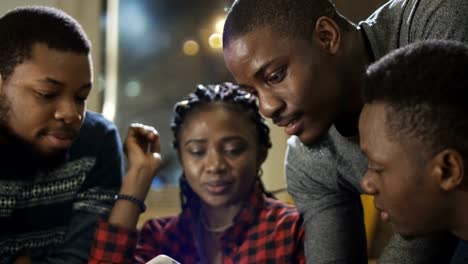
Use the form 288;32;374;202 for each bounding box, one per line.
122;123;161;200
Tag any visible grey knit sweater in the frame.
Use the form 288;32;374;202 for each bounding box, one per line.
286;0;468;263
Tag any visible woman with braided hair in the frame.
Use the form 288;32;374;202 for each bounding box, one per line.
89;83;304;264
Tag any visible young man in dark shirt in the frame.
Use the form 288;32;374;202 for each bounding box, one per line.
360;40;468;264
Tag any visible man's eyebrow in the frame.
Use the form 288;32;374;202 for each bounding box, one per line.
39;77;64;87
39;77;92;90
253;60;274;79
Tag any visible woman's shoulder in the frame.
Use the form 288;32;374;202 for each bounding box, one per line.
261;197;301;223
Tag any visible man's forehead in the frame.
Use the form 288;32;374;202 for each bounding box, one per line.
359;104;385;144
224;31;266;63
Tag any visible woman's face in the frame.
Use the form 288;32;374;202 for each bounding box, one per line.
178;104;266;208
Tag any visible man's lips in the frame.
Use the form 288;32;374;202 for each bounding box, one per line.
43;130;78;149
274;114;302;136
375;202;390;222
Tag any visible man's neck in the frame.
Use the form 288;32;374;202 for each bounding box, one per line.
451;191;468;240
334;28;371;137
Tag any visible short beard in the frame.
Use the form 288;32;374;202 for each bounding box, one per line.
0;95;68;179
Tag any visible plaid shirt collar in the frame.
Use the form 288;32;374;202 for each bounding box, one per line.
178;184;265;246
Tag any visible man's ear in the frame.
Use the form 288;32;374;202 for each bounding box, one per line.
431;149;465;191
313;16;341;55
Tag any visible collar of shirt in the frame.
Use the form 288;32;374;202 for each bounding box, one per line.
179;183;265;246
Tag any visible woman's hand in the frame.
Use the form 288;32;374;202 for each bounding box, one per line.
122;123;161;200
109;123;161;229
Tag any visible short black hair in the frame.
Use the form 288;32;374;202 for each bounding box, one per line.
223;0;350;48
0;6;91;81
363;40;468;157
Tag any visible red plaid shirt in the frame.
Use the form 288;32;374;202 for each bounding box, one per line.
89;186;304;263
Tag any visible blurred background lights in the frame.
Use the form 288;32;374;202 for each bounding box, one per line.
125;81;142;97
120;2;148;39
208;33;223;49
214;16;226;33
182;40;200;56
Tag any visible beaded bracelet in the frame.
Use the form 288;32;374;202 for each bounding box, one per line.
114;194;147;213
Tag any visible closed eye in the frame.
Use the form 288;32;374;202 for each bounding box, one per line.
266;65;287;85
367;166;383;175
188;149;205;157
76;96;88;104
35;91;57;100
224;147;244;157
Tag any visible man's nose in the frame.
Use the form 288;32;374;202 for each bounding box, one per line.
360;172;378;195
257;90;285;119
54;99;83;124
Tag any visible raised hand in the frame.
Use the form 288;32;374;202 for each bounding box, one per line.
122;123;162;201
109;123;162;228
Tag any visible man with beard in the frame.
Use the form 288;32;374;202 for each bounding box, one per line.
0;6;123;263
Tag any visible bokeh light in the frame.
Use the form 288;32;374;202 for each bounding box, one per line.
125;81;142;97
182;40;200;56
214;16;226;33
208;33;223;49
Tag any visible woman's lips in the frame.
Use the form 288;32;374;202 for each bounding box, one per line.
204;182;232;195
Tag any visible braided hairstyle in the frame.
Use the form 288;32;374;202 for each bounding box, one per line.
171;82;273;211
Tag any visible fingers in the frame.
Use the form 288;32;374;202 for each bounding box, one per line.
127;123;160;154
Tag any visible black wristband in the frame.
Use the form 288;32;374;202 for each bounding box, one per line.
114;193;147;213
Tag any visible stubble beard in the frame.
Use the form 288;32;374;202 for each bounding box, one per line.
0;95;68;178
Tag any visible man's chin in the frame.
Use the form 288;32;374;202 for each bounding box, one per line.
1;131;69;175
399;233;418;240
35;149;69;171
393;225;426;240
298;127;330;146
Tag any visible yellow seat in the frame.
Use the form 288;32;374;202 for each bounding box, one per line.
361;194;378;254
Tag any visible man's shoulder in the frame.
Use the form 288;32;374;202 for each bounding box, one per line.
286;128;344;156
286;135;304;150
70;111;120;156
285;127;366;189
82;111;117;132
78;111;119;142
359;0;413;59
